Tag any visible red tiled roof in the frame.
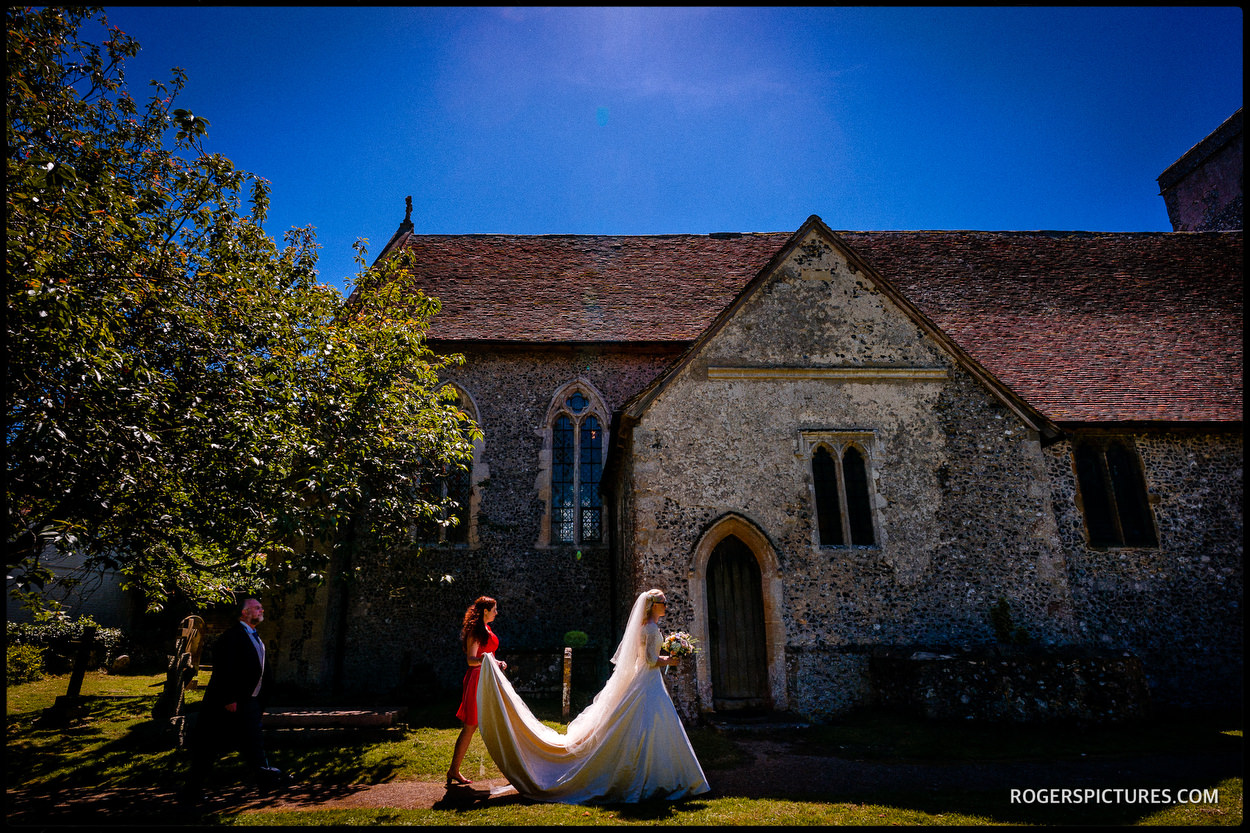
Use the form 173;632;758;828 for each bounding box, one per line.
392;233;792;342
845;231;1242;424
389;229;1242;424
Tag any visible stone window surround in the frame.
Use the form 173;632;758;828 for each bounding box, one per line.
797;430;881;551
1068;432;1160;551
535;378;610;549
686;512;789;715
423;383;486;548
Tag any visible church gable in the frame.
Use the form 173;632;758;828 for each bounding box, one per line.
700;228;953;372
623;216;1058;442
614;220;1063;576
609;220;1078;721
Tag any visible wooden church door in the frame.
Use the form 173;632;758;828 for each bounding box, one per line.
706;534;770;711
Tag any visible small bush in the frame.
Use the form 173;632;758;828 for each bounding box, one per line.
6;616;128;671
7;643;46;684
563;630;589;649
989;598;1030;646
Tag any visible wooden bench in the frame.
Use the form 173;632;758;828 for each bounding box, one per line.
262;707;407;730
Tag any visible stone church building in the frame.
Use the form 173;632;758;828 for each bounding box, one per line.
267;112;1242;723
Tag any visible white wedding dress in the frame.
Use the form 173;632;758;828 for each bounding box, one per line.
476;592;710;804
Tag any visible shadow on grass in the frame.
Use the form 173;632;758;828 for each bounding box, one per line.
7;696;180;789
704;706;1243;826
788;705;1245;762
6;691;1241;826
762;776;1240;826
688;727;753;770
264;731;416;786
6;695;420;826
608;798;713;822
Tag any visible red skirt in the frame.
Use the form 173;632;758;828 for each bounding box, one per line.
456;664;483;726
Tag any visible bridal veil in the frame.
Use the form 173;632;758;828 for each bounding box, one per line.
475;590;709;803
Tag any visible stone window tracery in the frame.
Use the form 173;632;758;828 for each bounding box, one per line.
802;432;878;548
1072;436;1157;548
541;382;607;547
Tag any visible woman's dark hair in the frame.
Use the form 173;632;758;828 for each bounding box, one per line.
460;595;497;646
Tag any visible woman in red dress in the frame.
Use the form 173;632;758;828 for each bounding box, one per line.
447;595;506;787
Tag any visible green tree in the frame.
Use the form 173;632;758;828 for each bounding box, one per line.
6;6;477;615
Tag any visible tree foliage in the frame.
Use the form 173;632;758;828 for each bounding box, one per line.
6;6;478;613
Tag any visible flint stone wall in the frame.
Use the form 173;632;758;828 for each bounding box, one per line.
621;231;1080;723
870;649;1151;723
266;236;1241;724
269;344;677;699
1043;429;1243;710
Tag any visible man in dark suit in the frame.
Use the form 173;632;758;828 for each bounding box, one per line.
180;597;287;804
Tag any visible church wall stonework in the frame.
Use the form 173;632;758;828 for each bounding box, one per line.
622;232;1080;722
270;344;679;700
1043;430;1243;710
266;578;333;693
267;230;1241;724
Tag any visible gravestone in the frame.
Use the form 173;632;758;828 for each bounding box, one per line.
39;626;97;726
152;615;204;746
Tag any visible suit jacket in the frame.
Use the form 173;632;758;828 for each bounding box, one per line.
202;621;267;710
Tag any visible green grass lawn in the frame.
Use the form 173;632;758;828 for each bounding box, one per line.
6;671;1242;826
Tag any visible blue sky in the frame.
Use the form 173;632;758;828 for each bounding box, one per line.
99;6;1242;295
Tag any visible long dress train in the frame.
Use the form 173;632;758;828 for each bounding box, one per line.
476;593;710;804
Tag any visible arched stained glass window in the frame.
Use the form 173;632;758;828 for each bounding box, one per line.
553;415;576;544
420;385;480;546
580;416;603;542
545;385;607;547
843;446;875;546
445;466;471;544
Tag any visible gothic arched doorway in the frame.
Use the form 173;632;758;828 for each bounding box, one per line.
688;513;788;715
706;535;770;711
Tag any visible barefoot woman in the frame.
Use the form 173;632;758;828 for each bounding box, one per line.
447;595;506;787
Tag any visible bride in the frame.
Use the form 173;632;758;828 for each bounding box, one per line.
475;589;710;804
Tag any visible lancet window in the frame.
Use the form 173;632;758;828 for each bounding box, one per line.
808;437;877;548
1072;436;1157;548
546;385;606;546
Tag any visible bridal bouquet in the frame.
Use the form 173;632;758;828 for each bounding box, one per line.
662;631;699;658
